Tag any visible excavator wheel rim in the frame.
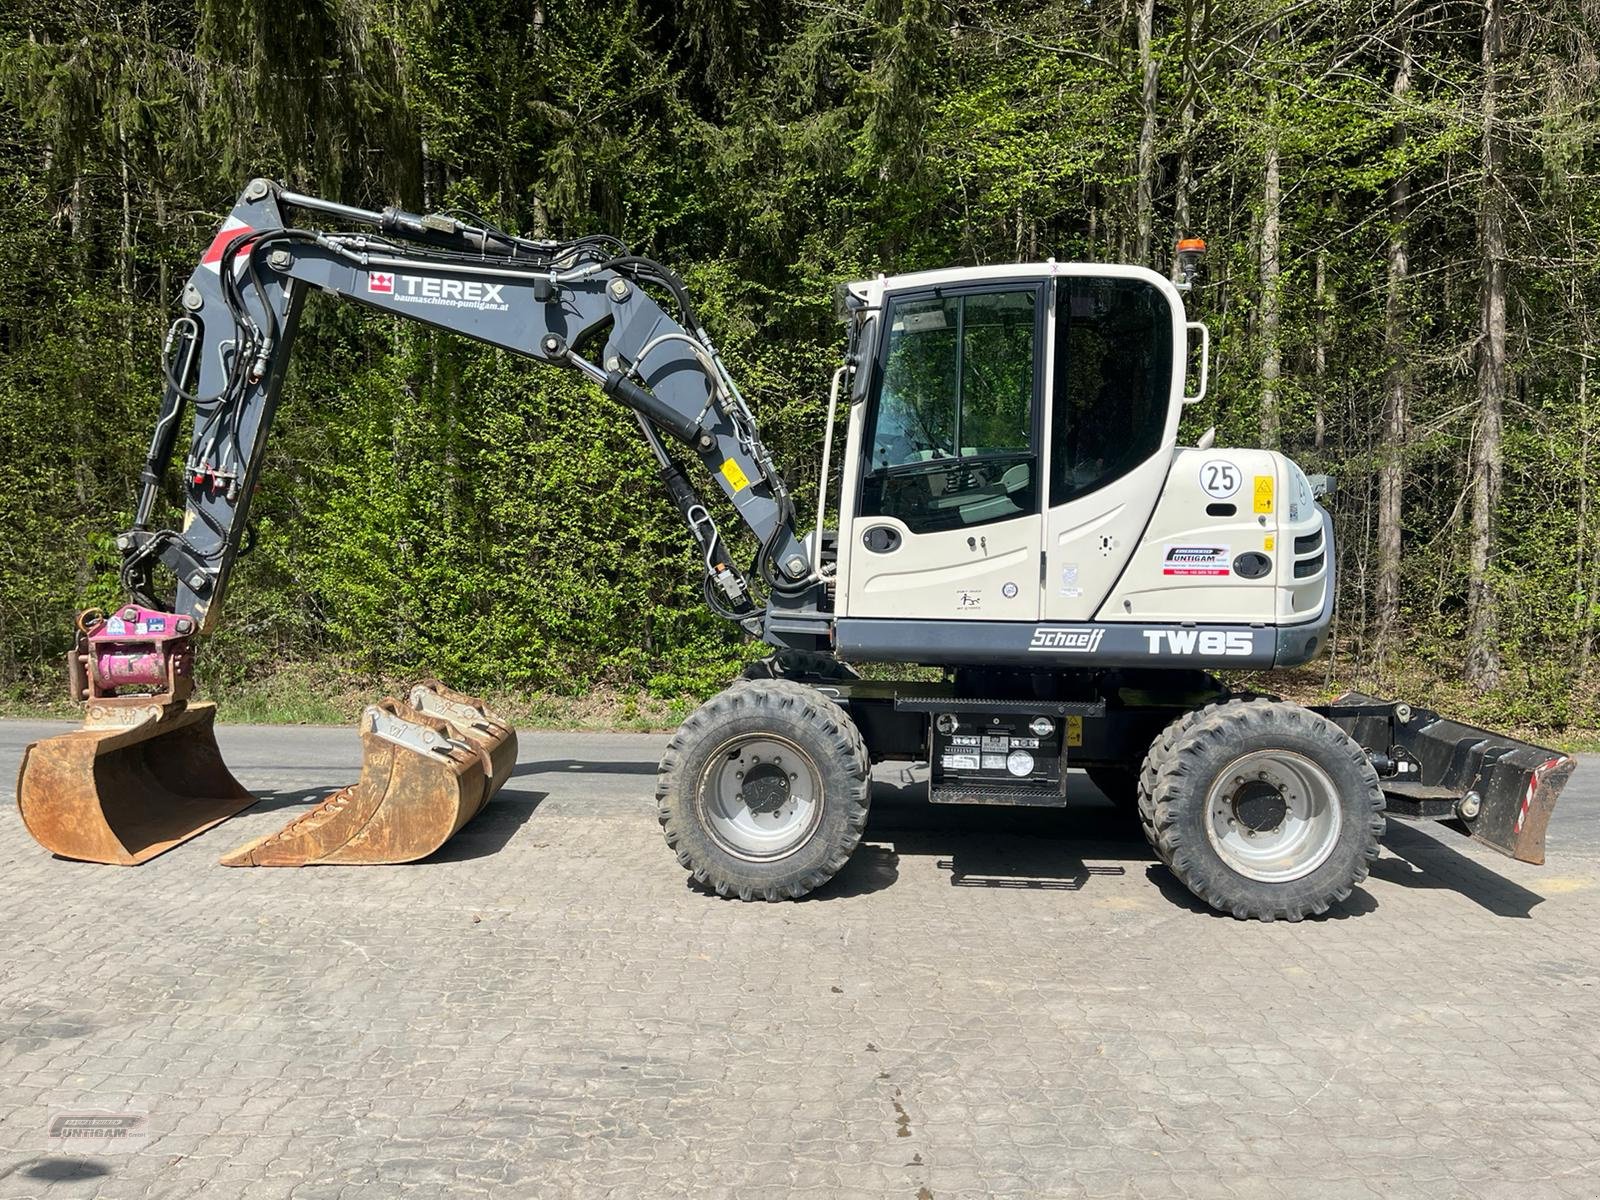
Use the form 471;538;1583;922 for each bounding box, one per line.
696;732;824;863
1203;748;1341;883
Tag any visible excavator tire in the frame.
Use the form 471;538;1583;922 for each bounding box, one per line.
1140;698;1384;921
657;679;869;901
17;702;255;865
1136;707;1205;865
220;684;516;867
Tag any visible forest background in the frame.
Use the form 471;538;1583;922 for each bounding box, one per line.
2;0;1596;737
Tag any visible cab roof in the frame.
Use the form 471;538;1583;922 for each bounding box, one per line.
846;261;1180;311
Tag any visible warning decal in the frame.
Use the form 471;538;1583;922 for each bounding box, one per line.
1253;474;1275;514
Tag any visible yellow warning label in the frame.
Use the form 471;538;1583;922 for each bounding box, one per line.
1066;715;1083;748
720;459;751;493
1264;536;1275;552
1253;475;1275;514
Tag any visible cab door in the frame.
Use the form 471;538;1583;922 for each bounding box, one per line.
842;282;1045;622
1041;271;1183;621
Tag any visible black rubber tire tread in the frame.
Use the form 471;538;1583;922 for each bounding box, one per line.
1136;705;1215;864
1135;698;1277;860
657;678;870;901
1144;698;1386;922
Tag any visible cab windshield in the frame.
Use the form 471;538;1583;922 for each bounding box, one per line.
859;286;1039;533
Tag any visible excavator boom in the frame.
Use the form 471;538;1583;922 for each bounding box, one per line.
21;179;811;866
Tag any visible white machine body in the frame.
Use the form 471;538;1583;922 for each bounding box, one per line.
825;262;1332;670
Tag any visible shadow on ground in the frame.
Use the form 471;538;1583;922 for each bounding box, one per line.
214;759;1549;917
2;1159;110;1183
511;759;659;779
860;771;1547;920
427;794;545;863
1371;821;1545;918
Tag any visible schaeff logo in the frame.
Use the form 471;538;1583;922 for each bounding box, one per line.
1028;627;1105;653
367;271;508;309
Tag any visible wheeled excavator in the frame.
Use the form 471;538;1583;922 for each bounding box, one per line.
16;180;1576;920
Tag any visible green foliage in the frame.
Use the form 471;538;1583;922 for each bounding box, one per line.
0;0;1596;725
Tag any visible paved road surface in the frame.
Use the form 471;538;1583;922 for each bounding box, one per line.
0;719;1596;1198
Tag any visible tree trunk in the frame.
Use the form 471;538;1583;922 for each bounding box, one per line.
1312;247;1328;454
1133;0;1158;264
1577;345;1592;672
1169;92;1195;283
154;185;169;307
1258;89;1282;449
1375;8;1412;664
1466;0;1505;693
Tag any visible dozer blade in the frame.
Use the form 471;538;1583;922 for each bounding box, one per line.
17;702;254;865
219;689;517;867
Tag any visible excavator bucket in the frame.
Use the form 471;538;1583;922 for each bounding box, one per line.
17;702;255;865
220;684;516;867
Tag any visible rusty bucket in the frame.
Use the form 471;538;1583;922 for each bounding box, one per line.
17;702;255;865
406;680;518;797
219;688;517;867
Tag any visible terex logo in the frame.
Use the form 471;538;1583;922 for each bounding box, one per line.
368;272;509;309
1143;629;1255;657
1028;627;1104;653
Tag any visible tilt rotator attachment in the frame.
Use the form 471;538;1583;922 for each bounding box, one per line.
1319;693;1575;865
16;608;516;866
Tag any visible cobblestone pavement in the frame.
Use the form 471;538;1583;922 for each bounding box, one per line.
0;718;1596;1199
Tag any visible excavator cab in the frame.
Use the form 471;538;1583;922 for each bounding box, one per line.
18;608;515;866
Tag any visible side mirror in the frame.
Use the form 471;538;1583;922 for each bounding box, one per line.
849;313;877;404
1308;474;1336;498
1182;321;1210;405
832;282;852;322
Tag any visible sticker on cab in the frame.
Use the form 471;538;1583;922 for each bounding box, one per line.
1162;545;1231;577
1199;459;1242;499
1253;474;1275;514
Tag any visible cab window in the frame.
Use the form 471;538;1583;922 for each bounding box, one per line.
1051;277;1173;505
860;287;1039;534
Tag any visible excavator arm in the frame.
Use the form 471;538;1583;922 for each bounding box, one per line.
20;180;819;869
122;179;814;637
